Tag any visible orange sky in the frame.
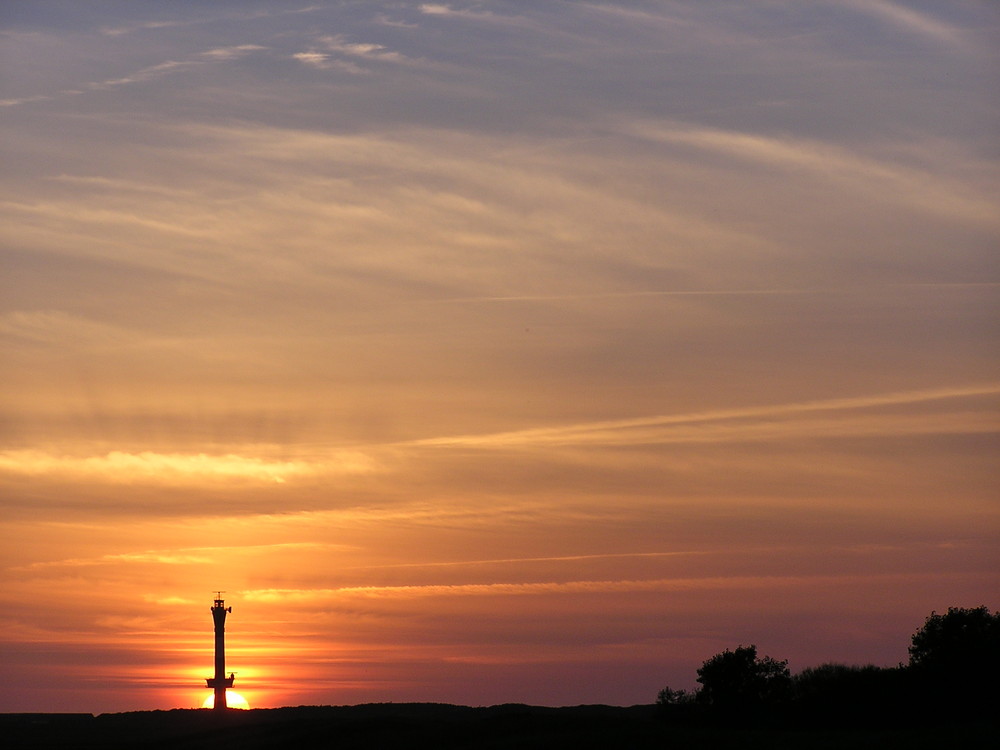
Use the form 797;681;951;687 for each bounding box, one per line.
1;1;998;712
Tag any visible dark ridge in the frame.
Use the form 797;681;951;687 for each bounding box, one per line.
2;704;995;750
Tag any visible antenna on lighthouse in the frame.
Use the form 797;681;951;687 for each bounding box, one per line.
205;593;235;710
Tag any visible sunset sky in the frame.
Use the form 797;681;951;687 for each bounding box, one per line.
1;0;997;713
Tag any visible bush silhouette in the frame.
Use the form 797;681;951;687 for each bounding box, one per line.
791;663;906;727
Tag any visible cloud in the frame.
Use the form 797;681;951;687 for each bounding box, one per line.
342;549;712;572
0;310;136;347
9;111;986;302
839;0;968;48
432;288;811;304
1;59;202;106
16;541;329;571
39;550;214;569
101;20;188;37
407;384;1000;449
625;120;999;226
419;4;472;18
292;51;367;74
242;571;945;602
0;94;51;107
100;5;322;36
417;3;537;30
93;59;202;88
3;43;267;107
374;13;419;29
574;2;689;30
293;51;333;68
292;34;422;73
1;198;214;242
47;174;196;197
318;35;416;65
200;45;267;60
242;577;755;601
136;120;778;282
0;449;377;485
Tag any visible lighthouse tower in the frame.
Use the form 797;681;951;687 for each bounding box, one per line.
205;593;235;710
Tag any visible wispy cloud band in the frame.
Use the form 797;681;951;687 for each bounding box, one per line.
0;449;376;484
409;384;1000;449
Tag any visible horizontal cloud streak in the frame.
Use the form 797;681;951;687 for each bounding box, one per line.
15;542;330;571
242;571;969;602
341;550;714;571
0;450;376;484
409;384;1000;449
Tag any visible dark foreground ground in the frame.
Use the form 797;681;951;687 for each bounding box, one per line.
3;703;996;749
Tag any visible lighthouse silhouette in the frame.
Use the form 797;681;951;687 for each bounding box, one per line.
205;593;235;710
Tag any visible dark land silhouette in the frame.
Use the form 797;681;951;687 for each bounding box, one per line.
4;703;996;750
4;606;997;748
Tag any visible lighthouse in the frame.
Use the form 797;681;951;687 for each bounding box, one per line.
205;593;235;710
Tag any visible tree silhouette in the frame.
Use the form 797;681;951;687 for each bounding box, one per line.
695;645;791;718
654;686;692;706
655;607;1000;729
908;605;1000;715
909;605;1000;670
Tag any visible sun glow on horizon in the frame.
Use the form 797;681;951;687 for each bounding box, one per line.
202;691;250;710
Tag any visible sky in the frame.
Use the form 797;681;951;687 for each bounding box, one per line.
1;0;997;713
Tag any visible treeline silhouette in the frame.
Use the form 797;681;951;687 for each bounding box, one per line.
655;606;1000;730
4;606;996;748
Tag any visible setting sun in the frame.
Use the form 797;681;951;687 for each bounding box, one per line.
202;692;250;710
